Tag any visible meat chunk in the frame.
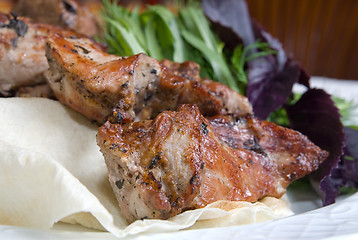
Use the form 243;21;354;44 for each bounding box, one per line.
97;104;328;223
160;59;201;82
150;59;252;118
44;33;162;123
12;0;100;37
207;114;326;182
0;12;80;96
121;60;253;120
44;34;252;123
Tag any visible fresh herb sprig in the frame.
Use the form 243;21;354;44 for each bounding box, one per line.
101;0;275;94
230;42;277;94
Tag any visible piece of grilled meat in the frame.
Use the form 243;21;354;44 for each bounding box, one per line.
12;0;100;37
44;34;252;123
44;33;163;123
155;59;252;118
97;104;328;223
122;59;253;121
0;12;80;96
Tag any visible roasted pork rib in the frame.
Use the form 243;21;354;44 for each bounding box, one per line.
44;34;252;123
97;104;328;223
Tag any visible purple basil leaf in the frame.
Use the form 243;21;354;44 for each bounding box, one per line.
319;177;340;205
251;21;287;68
320;127;358;204
285;89;345;205
252;20;310;88
247;57;300;119
332;127;358;187
342;127;358;171
247;23;303;119
203;0;305;120
202;0;255;47
298;67;310;88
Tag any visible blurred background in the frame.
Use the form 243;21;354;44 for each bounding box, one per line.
1;0;357;80
246;0;358;81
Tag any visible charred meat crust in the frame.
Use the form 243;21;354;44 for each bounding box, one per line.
43;34;252;124
97;104;328;223
44;33;162;124
158;59;253;118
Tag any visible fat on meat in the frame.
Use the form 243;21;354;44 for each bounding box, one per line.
97;104;328;223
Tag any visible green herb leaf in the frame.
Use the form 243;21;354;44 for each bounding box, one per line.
101;1;277;96
143;15;163;60
332;96;358;126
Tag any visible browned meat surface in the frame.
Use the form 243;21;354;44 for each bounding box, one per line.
126;59;253;120
207;114;326;182
44;33;162;123
146;59;253;118
97;104;328;223
0;12;80;96
160;59;201;82
44;34;252;123
12;0;100;37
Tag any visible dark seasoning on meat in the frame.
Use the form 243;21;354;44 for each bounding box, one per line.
0;11;89;97
39;31;329;223
0;12;28;47
97;104;328;223
0;7;330;224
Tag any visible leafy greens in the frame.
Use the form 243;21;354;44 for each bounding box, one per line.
202;0;306;120
102;0;274;94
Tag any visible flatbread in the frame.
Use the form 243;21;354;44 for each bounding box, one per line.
0;97;293;237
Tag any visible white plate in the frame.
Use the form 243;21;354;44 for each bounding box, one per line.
1;77;357;240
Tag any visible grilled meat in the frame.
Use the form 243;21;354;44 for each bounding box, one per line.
130;59;253;120
207;114;326;182
0;12;80;96
160;59;201;82
97;104;328;223
44;34;252;123
13;0;100;37
154;59;252;118
44;33;162;123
